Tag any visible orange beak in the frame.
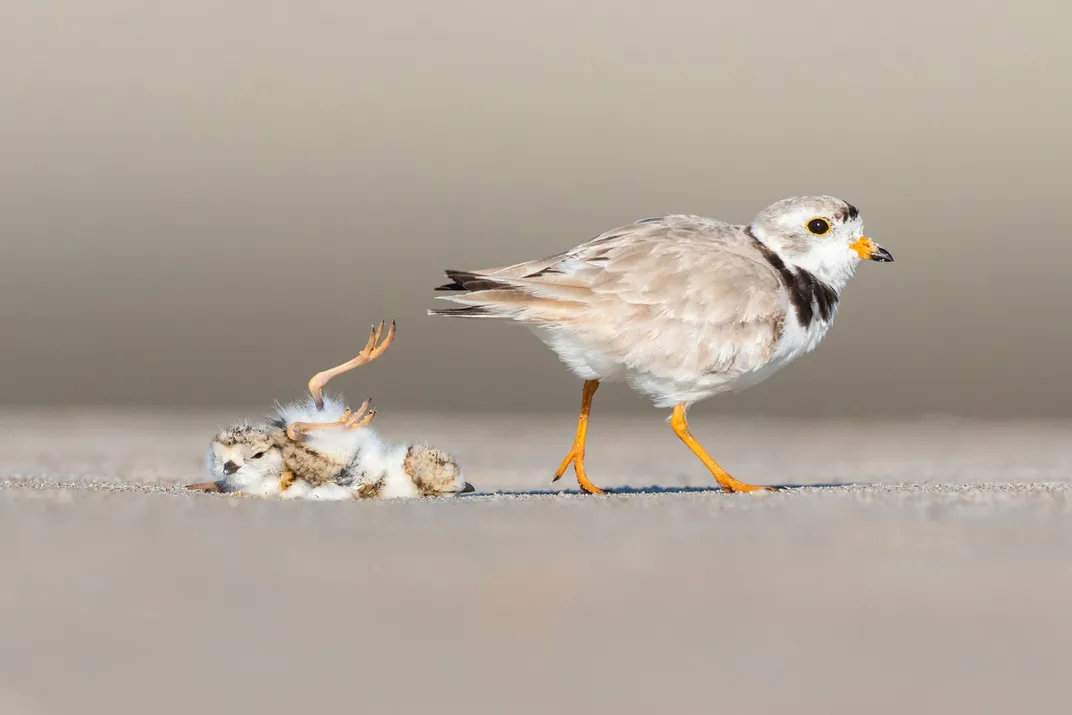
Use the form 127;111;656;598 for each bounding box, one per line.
849;236;893;262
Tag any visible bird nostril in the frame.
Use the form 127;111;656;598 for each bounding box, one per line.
223;460;240;475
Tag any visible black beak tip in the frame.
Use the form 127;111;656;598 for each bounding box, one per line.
873;247;894;262
223;460;239;475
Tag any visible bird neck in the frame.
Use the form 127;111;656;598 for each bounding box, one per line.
748;225;857;294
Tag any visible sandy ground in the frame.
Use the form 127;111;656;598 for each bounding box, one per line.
2;409;1072;715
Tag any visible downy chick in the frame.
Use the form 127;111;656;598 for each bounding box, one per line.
189;321;473;499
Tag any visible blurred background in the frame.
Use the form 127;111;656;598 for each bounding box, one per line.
4;6;1072;715
2;0;1070;418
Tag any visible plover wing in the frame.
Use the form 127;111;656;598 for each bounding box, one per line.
431;215;788;398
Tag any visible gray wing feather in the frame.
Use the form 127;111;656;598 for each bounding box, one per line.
429;216;788;375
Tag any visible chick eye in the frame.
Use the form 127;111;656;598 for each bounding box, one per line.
251;451;265;460
806;218;830;236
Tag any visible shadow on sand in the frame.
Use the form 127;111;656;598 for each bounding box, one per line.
461;482;861;498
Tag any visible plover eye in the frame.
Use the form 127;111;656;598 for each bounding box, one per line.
806;218;830;236
251;451;265;459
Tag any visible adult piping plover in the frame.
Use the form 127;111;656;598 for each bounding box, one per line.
429;196;892;494
189;322;472;499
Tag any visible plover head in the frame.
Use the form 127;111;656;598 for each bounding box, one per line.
749;195;892;290
205;423;284;490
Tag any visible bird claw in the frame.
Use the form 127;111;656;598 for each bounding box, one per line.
552;447;605;494
286;398;377;442
307;320;396;410
343;398;375;428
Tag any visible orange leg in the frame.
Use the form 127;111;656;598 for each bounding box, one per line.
670;403;775;493
552;380;605;494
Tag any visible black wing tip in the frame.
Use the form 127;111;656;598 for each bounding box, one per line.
435;269;514;293
427;305;492;318
435;269;475;292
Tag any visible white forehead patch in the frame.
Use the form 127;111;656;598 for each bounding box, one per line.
212;442;242;464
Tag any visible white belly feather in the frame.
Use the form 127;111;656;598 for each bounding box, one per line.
530;302;837;409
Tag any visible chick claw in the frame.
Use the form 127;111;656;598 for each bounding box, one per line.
347;401;375;428
286;399;376;441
